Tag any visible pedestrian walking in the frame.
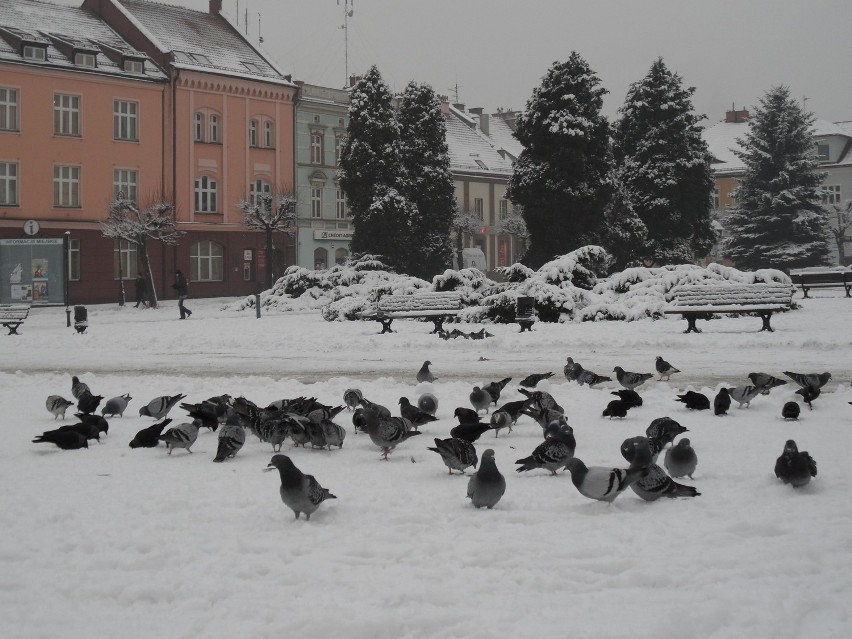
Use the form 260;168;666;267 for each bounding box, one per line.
173;269;192;319
134;274;148;308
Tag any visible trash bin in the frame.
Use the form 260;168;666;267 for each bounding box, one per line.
74;305;88;334
516;296;536;332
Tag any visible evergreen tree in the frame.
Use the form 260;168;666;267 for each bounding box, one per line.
350;186;416;271
397;82;456;279
612;58;715;265
506;52;613;268
601;180;648;271
723;86;830;270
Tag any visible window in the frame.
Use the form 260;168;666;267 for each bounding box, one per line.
335;248;348;265
473;198;484;220
336;189;347;219
113;169;138;204
0;162;18;205
189;53;211;65
474;159;488;170
113;239;137;279
711;187;720;211
22;45;46;61
194;112;204;141
249;119;258;147
499;198;509;220
263;121;273;148
53;165;80;207
54;94;80;136
313;247;327;270
0;88;19;131
822;184;841;206
335;135;346;165
815;143;830;161
311;186;322;218
194;175;218;212
310;131;323;164
209;114;219;143
68;238;80;281
113;100;138;141
249;179;272;207
124;59;144;73
74;52;96;68
242;61;262;73
190;240;224;281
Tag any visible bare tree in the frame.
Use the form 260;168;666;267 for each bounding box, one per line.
100;194;183;308
825;199;852;265
495;213;530;264
237;191;297;289
451;211;482;270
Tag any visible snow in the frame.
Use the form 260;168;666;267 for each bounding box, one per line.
3;292;852;638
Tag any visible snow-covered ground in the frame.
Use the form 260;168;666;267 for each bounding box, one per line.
2;293;851;638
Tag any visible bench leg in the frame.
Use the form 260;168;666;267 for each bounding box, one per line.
801;286;810;298
518;321;534;332
845;285;851;298
758;312;774;332
430;317;446;334
682;314;701;334
4;323;21;335
377;318;394;334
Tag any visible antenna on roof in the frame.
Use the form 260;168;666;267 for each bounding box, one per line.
337;1;354;88
235;0;239;26
258;13;263;43
448;82;462;104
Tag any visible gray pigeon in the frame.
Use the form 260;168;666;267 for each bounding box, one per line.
748;373;787;394
70;375;90;400
729;385;761;409
158;419;200;455
417;393;438;416
490;410;513;437
213;416;246;462
266;454;336;521
45;395;74;420
469;387;491;414
367;415;421;460
483;378;512;405
343;388;363;411
417;360;437;383
783;371;831;390
664;438;698;479
320;419;346;449
358;397;391;419
577;369;611;387
655;356;680;381
101;393;132;418
563;357;581;382
467;449;506;508
774;440;817;488
629;463;700;501
428;437;478;474
564;439;652;503
614;366;654;391
515;425;576;475
519;372;554;388
140;393;186;420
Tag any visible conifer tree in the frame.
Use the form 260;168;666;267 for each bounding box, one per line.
506;52;613;268
612;58;715;265
397;82;455;279
723;86;830;270
601;180;648;271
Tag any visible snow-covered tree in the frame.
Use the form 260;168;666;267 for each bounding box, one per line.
506;52;613;268
237;191;297;289
100;195;183;308
350;185;416;272
612;58;715;265
397;81;456;279
824;199;851;265
723;86;830;270
600;180;648;271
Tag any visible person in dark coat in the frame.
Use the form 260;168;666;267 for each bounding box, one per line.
173;269;192;319
134;274;148;308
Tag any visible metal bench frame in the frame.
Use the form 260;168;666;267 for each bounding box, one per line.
664;284;793;334
360;293;463;334
0;304;31;335
789;270;851;298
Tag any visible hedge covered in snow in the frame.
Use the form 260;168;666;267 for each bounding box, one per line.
224;247;793;323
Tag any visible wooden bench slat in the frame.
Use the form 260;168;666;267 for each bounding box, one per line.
665;284;793;333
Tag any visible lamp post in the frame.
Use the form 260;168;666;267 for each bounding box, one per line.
64;231;71;327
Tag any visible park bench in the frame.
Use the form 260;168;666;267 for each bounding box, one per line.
664;282;794;333
360;291;463;334
0;304;31;335
789;269;851;298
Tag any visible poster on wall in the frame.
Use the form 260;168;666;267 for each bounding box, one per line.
11;284;32;302
0;238;65;305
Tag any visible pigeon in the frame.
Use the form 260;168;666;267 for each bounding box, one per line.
621;435;666;465
266;454;337;521
629;463;700;501
782;401;801;421
358;397;391;419
518;389;563;413
33;431;88;450
454;407;482;425
774;440;817;488
664;438;698;479
343;388;363;411
45;395;74;420
576;369;611;387
563;357;581;382
519;372;554;388
675;391;710;411
564;439;652;503
602;399;629;419
483;378;512;405
427;437;478;474
614;366;654;391
417;361;437;383
795;386;820;410
101;393;131;418
645;417;688;448
306;404;345;425
467;449;506;508
469;387;492;414
180;401;220;432
450;421;495;443
495;400;526;424
76;390;103;415
213;416;245;462
158;419;200;455
714;388;732;416
73;412;109;436
70;375;90;400
417;393;439;416
140;394;186;420
655;356;680;381
320;419;346;449
490;410;514;437
129;419;172;448
729;385;761;409
367;415;421;460
306;420;328;449
352;407;378;434
783;371;832;390
611;389;643;408
520;404;566;432
748;373;787;394
38;422;100;444
515;425;576;475
399;397;439;428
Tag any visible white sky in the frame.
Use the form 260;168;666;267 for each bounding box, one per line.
52;0;852;123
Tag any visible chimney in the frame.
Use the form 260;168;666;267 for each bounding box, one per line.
453;103;466;112
348;74;361;88
439;96;450;117
209;0;222;14
468;107;484;116
725;107;749;123
479;113;490;136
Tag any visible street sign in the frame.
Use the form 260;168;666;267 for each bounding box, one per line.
23;220;40;236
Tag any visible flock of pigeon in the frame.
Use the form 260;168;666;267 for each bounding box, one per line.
32;356;834;521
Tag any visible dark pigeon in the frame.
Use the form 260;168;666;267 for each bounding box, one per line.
467;449;506;508
76;390;104;415
664;438;698;479
33;430;88;450
611;389;643;408
774;440;817;488
602;399;629;419
655;356;680;381
482;378;512;405
675;391;710;411
428;437;478;474
519;372;554;388
795;386;820;410
469;387;491;414
714;388;732;416
399;397;439;428
515;425;576;475
129;419;172;448
645;417;688;448
213;417;246;462
450;421;495;443
782;401;801;421
454;407;482;425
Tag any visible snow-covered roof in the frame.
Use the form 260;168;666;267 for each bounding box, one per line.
486;116;524;163
811;118;849;137
114;0;294;87
0;0;166;81
445;107;515;176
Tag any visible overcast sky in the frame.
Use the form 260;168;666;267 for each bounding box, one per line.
56;0;852;124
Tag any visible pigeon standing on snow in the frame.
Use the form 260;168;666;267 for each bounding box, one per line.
483;378;512;406
645;417;688;448
675;391;710;411
70;376;90;400
664;438;698;479
417;393;439;416
101;394;132;418
428;437;478;474
655;356;680;381
450;421;495;443
454;406;482;426
266;454;336;521
490;410;514;437
76;390;104;415
519;372;554;388
358;397;392;419
417;361;437;384
729;385;761;409
467;449;506;508
714;388;732;416
469;387;492;414
32;431;88;450
515;425;576;475
563;357;581;382
158;419;200;454
399;397;438;428
129;419;172;448
343;388;363;411
795;386;820;410
621;438;700;500
748;373;787;394
140;394;186;420
213;416;246;462
602;399;629;419
367;415;421;460
614;366;654;391
45;395;74;420
783;371;831;391
564;439;652;503
74;413;109;437
782;401;801;421
611;389;642;408
774;440;817;488
577;369;611;387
